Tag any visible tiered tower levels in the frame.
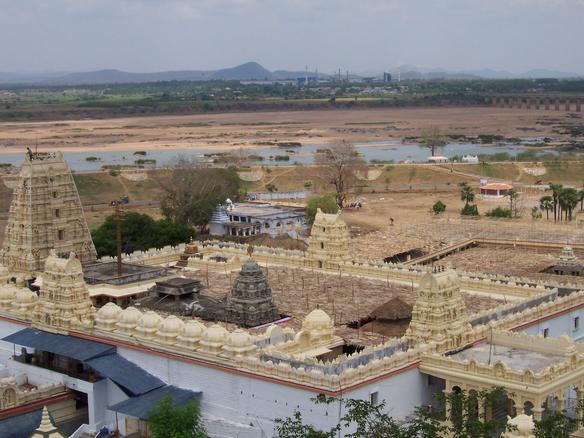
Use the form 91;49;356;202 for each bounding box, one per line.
0;152;96;273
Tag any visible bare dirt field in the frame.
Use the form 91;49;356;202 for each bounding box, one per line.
0;106;579;154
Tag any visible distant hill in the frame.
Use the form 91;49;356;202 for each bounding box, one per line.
0;62;581;86
0;62;307;86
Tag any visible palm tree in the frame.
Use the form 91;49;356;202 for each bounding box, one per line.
505;188;520;216
460;183;475;206
559;187;579;221
579;189;584;212
539;195;553;220
549;183;563;222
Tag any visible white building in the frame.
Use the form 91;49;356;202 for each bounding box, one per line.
209;202;306;239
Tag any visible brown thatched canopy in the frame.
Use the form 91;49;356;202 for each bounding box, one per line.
370;298;412;321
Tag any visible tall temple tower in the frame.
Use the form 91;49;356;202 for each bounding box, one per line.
0;152;97;273
306;209;351;269
405;267;472;350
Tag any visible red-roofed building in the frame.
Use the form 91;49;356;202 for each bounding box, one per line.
480;183;513;197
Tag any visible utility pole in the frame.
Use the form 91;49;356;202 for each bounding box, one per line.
115;201;122;277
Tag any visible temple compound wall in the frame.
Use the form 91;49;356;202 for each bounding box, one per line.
0;152;96;274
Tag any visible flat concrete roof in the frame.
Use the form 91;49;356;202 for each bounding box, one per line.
450;343;565;373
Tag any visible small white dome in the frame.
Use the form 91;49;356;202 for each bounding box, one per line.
225;329;254;348
304;308;332;328
118;307;142;324
15;287;37;304
137;311;162;330
202;324;227;344
158;315;184;335
96;302;122;320
180;320;206;339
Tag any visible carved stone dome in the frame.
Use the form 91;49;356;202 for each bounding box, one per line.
202;324;227;344
179;320;206;339
95;303;122;330
303;308;332;330
137;311;162;330
15;286;37;304
222;329;257;356
156;315;185;344
118;307;142;325
0;264;9;283
97;302;122;321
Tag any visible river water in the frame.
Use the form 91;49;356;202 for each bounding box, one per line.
0;139;558;171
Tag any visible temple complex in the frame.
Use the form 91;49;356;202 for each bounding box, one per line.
1;153;584;437
225;259;279;327
0;152;96;274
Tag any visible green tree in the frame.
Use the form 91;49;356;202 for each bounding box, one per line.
91;212;193;257
275;388;515;438
505;188;520;217
460;183;475;207
558;187;579;221
159;157;243;229
147;394;206;438
305;195;340;224
539;195;553;220
549;183;563;222
432;200;447;214
534;410;576;438
578;189;584;212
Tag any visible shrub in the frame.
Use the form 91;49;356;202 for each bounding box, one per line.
485;207;512;218
461;204;479;216
432;200;446;214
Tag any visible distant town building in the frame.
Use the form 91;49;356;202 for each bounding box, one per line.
383;72;392;82
209;202;306;239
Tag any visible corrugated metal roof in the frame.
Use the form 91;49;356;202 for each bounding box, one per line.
109;386;201;420
85;353;164;396
2;328;115;362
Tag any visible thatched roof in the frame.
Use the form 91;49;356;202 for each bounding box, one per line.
370;298;412;321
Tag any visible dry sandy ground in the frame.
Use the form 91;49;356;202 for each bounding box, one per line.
0;106;578;154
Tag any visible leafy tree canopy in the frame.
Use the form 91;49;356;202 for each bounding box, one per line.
306;195;340;224
159;157;244;228
147;394;206;438
92;212;193;257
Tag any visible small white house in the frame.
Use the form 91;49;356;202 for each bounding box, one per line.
427;155;449;163
461;155;479;164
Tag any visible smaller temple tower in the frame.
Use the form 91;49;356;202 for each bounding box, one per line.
225;259;279;327
0;152;96;274
405;267;472;350
33;251;95;333
306;209;351;269
552;245;583;276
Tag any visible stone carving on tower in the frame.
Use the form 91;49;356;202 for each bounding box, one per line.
33;251;95;333
307;209;351;269
225;259;279;327
405;267;472;350
0;152;97;274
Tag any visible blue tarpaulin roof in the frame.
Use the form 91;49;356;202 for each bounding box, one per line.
109;386;201;420
2;328;115;362
85;353;164;396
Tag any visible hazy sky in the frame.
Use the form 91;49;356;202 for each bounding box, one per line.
1;0;583;74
